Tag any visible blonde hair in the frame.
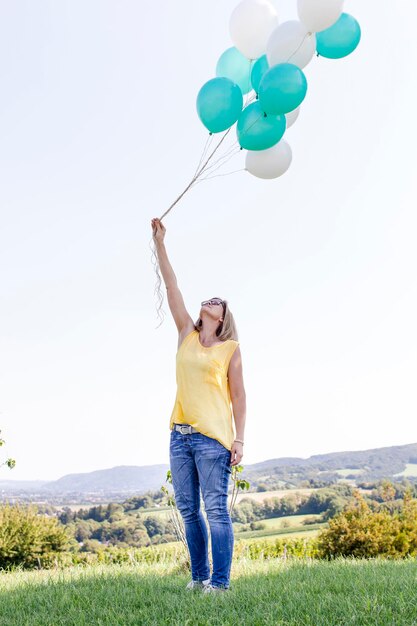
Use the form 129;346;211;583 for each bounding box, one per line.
194;298;238;341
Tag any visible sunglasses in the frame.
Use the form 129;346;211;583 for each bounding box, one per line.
201;298;225;308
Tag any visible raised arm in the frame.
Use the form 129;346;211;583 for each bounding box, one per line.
151;218;194;334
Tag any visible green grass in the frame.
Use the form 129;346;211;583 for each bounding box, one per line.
236;527;323;542
137;507;171;520
234;514;318;532
394;463;417;478
233;514;326;540
0;558;416;625
260;514;317;526
233;488;315;504
141;511;325;542
317;468;363;477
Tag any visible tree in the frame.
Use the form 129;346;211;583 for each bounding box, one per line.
143;515;166;538
376;480;396;503
58;507;76;525
317;489;417;558
0;504;70;569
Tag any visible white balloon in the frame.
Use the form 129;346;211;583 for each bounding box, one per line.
297;0;344;33
230;0;279;60
285;106;300;128
266;21;316;70
246;140;292;179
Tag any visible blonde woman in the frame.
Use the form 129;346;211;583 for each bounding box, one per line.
151;218;246;593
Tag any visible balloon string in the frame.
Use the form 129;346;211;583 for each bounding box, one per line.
158;127;231;223
196;167;245;183
193;133;214;178
151;128;232;327
286;31;313;64
200;143;241;175
192;127;233;183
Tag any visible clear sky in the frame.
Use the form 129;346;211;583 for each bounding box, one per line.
1;1;416;481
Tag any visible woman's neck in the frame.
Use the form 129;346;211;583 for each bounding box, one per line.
198;323;220;345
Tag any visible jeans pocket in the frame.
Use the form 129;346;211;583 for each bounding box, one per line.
169;429;184;454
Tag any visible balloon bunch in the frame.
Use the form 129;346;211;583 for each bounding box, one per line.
151;0;361;325
197;0;361;180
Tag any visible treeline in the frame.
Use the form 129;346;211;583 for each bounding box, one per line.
26;481;412;554
2;492;416;571
233;481;417;523
54;481;417;551
249;468;417;491
1;481;417;570
232;485;352;524
58;492;167;524
53;486;350;550
56;491;174;551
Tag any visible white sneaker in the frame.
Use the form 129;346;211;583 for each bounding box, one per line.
202;583;229;594
186;578;211;591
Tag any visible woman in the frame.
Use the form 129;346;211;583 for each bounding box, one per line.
151;217;246;593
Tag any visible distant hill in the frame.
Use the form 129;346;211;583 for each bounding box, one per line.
1;443;416;500
244;442;417;489
0;480;49;491
45;464;170;493
0;465;170;497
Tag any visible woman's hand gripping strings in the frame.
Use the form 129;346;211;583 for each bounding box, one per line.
151;218;166;245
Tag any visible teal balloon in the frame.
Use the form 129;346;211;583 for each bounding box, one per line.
258;63;307;115
196;77;243;133
237;101;286;151
251;55;269;94
216;47;252;95
316;13;361;59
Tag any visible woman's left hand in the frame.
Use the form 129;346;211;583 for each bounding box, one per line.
230;441;243;466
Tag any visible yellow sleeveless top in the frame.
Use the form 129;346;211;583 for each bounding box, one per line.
169;330;240;451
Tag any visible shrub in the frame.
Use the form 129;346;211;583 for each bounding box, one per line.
302;515;322;525
0;504;70;569
317;490;417;559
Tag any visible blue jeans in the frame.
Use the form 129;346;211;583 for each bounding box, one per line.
169;427;234;589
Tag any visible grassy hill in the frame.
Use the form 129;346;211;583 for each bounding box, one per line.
0;559;416;625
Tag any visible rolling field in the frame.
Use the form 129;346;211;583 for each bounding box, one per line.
135;493;326;543
233;488;315;504
233;513;326;540
138;508;325;542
